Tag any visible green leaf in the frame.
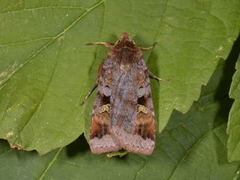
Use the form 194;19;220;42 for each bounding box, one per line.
0;58;239;180
0;0;239;154
0;59;239;180
227;51;240;162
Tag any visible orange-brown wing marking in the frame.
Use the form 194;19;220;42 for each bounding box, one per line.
135;104;155;140
89;93;121;154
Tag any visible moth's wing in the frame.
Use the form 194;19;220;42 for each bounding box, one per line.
89;60;121;154
126;93;155;155
89;95;121;154
111;59;155;155
130;70;155;155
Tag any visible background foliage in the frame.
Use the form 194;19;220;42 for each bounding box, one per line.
0;0;239;179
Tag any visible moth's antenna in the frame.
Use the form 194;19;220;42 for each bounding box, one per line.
139;42;158;51
149;71;170;81
86;42;113;48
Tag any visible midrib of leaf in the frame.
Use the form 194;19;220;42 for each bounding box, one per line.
38;148;63;180
0;0;105;89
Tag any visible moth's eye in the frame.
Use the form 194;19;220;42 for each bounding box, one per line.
102;85;111;96
137;86;145;97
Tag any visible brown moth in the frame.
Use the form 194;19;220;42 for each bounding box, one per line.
87;32;165;155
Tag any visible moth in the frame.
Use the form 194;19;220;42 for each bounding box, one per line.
85;32;166;155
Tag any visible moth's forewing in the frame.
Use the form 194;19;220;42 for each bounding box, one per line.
89;87;120;153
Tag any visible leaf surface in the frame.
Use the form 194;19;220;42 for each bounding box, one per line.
227;54;240;162
0;0;239;154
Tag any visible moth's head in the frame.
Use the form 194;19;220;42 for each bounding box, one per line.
114;32;136;50
109;32;143;62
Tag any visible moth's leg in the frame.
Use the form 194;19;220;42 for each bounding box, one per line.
148;71;169;82
139;42;157;51
80;83;98;105
106;151;128;158
86;42;113;48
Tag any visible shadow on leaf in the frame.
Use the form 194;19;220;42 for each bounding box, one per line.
66;134;89;157
213;34;240;125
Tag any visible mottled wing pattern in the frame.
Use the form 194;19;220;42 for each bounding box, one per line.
89;60;121;153
89;32;156;155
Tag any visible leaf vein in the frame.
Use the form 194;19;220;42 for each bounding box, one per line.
38;148;63;180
